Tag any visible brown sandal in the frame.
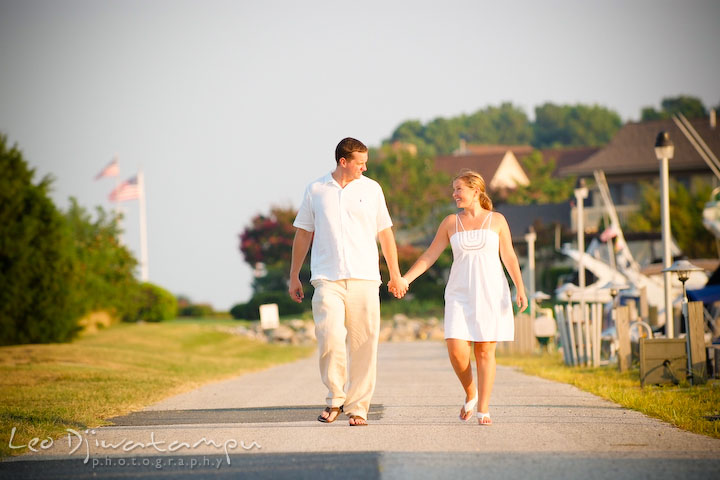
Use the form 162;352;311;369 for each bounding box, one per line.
348;415;368;426
317;405;343;423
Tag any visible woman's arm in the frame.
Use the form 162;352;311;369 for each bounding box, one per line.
403;215;453;284
496;214;528;311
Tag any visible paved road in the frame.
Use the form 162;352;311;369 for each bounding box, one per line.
2;342;719;479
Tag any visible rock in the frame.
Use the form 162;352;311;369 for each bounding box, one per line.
269;324;295;343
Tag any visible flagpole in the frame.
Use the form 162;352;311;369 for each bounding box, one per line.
138;168;149;282
113;154;123;245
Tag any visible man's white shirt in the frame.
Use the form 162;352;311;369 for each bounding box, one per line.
293;172;392;283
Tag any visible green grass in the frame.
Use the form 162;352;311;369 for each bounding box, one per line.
497;351;720;438
0;320;314;458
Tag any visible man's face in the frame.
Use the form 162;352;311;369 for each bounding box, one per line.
342;151;368;179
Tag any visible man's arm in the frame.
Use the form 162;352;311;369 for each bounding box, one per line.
288;228;313;303
378;227;408;298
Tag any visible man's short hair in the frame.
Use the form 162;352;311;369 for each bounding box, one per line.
335;137;368;163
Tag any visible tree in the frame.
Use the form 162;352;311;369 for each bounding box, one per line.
64;198;139;322
385;102;532;156
239;205;296;269
464;103;533;145
0;134;80;345
641;95;707;121
236;205;312;317
371;147;453;236
628;179;716;258
533;103;622;148
505;151;576;205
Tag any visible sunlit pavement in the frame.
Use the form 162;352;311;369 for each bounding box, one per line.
3;342;719;479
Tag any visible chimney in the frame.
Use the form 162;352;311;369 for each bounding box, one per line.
711;108;716;129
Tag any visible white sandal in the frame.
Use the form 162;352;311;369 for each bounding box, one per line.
477;412;492;426
459;396;478;421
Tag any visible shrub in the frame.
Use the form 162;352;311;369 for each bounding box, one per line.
0;135;81;345
179;303;215;318
230;291;308;320
125;282;178;322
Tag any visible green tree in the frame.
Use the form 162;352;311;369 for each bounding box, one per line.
505;151;576;205
64;198;140;321
641;95;707;121
386;102;533;155
372;147;453;235
0;134;80;345
628;179;716;258
464;103;533;145
533;103;622;148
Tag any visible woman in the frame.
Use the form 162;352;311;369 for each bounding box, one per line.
400;169;527;425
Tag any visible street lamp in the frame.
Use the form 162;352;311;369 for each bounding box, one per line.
525;227;537;320
655;131;675;337
663;259;704;384
663;259;703;302
600;280;630;323
574;179;589;315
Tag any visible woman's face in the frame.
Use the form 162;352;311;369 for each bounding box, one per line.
452;179;478;208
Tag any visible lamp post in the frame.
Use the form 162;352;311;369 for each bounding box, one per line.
601;280;630;319
663;259;704;384
525;227;537;321
574;180;589;315
655;131;675;337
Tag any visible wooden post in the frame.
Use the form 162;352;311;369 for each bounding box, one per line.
555;305;570;365
592;303;602;367
616;305;631;372
639;286;649;322
687;301;708;384
583;303;592;366
566;304;578;366
574;305;586;366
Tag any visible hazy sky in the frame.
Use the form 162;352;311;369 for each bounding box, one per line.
1;0;719;310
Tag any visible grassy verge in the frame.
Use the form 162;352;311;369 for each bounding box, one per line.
0;320;314;458
497;351;720;438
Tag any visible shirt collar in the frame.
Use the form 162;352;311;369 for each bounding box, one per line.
322;171;365;188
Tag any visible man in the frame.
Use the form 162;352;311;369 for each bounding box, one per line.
288;137;407;426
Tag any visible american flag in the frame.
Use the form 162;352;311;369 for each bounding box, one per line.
94;159;119;180
109;176;140;202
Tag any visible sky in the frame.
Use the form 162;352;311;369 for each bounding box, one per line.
1;0;719;310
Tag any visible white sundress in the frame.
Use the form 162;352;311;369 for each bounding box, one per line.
444;212;515;342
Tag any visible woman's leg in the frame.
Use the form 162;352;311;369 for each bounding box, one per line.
474;341;497;424
446;338;476;419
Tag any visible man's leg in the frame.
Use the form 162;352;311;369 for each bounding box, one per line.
311;280;348;418
343;280;381;423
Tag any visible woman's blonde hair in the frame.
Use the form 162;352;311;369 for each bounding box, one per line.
454;169;493;210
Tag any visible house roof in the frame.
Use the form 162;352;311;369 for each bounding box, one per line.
435;152;507;183
527;147;600;177
559;118;720;177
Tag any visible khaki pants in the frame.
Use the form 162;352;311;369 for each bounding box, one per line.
311;279;381;420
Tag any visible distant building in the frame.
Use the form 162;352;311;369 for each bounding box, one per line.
559;116;720;231
435;144;531;198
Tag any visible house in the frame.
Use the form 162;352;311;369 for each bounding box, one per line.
434;142;597;239
435;144;531;197
559;116;720;231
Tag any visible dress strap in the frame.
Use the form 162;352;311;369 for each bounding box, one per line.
479;211;493;230
456;214;466;234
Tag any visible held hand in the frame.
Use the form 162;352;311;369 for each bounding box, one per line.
288;277;304;303
516;290;528;312
388;276;409;299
